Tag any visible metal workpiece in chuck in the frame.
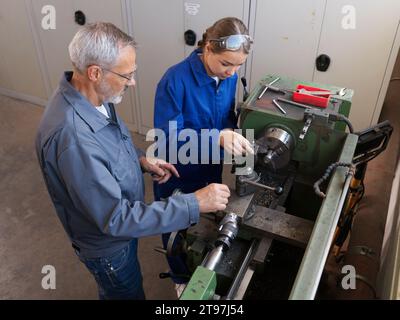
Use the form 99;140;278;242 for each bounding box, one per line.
202;213;239;271
216;213;239;250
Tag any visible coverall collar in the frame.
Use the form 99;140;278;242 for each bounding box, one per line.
188;48;217;87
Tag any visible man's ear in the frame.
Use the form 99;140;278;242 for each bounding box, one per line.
87;65;102;82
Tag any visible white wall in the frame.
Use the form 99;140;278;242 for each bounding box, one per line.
0;0;47;103
378;160;400;299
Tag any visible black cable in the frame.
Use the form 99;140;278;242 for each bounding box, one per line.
350;180;365;212
328;113;354;133
337;114;354;133
314;162;355;198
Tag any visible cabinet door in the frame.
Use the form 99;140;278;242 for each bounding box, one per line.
130;0;184;134
29;0;76;92
0;0;47;100
248;0;326;89
29;0;137;130
313;0;400;131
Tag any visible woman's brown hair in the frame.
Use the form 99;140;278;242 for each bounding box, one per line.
198;17;251;54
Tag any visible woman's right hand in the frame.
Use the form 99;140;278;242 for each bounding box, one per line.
219;129;254;156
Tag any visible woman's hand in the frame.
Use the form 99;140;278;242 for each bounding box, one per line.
139;156;180;184
219;129;254;156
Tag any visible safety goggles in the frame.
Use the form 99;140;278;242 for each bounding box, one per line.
209;34;253;51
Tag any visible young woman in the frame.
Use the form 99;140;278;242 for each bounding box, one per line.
153;17;254;288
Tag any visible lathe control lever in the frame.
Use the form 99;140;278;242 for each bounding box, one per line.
238;175;284;195
299;116;313;140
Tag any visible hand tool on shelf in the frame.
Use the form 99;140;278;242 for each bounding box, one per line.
272;99;287;114
297;88;347;96
257;77;282;99
275;97;312;109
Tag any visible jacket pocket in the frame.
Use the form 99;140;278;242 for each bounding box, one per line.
113;148;131;182
104;244;130;272
104;244;134;289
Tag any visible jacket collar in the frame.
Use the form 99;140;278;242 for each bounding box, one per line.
59;71;111;133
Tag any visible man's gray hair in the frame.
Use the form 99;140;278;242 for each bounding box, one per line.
68;22;137;72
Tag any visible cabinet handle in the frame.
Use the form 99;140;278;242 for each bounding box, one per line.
74;10;86;26
184;29;197;46
316;54;331;72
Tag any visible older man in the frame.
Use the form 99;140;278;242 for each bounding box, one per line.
35;22;230;300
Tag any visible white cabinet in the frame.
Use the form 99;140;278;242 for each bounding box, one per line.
130;0;185;135
0;0;47;102
313;0;400;131
26;0;139;131
131;0;250;134
248;0;326;86
247;0;400;131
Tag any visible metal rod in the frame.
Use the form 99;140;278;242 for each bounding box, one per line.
276;97;311;109
268;77;280;86
257;77;280;99
257;86;269;100
297;89;334;96
233;267;255;300
225;239;258;300
240;178;276;192
272;99;287;114
202;245;224;271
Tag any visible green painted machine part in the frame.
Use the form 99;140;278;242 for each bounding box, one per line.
180;266;217;300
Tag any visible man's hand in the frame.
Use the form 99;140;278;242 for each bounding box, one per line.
219;129;254;156
139;156;179;184
194;183;231;213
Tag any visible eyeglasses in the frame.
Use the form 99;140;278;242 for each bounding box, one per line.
102;66;137;82
209;35;253;51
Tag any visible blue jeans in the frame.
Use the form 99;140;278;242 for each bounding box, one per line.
75;240;145;300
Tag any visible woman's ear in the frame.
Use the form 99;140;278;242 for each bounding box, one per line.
204;42;211;54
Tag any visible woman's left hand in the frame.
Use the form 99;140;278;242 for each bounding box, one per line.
139;156;180;184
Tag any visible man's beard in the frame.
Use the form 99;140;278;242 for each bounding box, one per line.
99;80;128;105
